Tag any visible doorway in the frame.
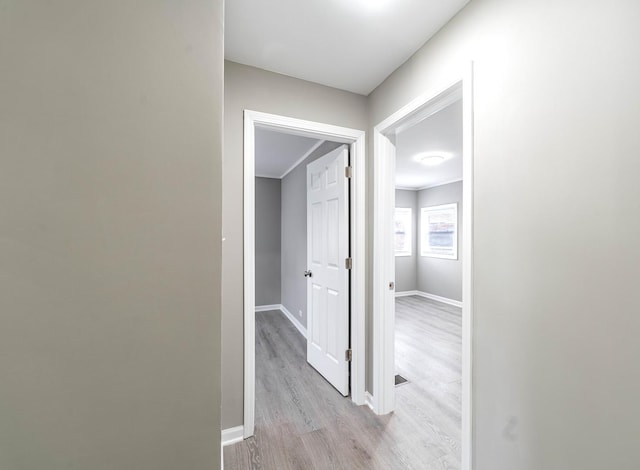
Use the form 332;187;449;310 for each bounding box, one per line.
372;65;474;469
243;111;366;438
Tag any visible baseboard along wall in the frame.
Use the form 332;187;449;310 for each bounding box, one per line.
254;304;281;313
254;304;307;338
364;392;375;411
221;425;244;447
394;290;462;308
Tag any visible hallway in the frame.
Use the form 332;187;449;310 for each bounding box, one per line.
224;298;461;470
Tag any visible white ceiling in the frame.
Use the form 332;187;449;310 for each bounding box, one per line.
225;0;470;95
255;128;322;178
395;99;462;189
256;100;462;185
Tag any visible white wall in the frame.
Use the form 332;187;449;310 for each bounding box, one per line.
369;0;640;468
0;2;223;469
222;61;368;429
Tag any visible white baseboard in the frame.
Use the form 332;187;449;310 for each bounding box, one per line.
395;290;462;308
255;304;307;339
364;392;375;411
221;425;244;447
395;290;419;297
255;304;281;312
415;291;463;308
279;304;307;338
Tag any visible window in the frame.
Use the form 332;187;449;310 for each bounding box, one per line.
420;203;458;259
394;208;412;256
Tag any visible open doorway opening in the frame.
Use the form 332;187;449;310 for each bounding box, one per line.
393;97;463;466
372;65;474;469
242;111;366;439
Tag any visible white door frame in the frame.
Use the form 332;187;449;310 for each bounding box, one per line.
243;110;366;438
372;63;474;469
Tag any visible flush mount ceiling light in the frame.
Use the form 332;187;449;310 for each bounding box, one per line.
414;152;449;166
421;155;444;166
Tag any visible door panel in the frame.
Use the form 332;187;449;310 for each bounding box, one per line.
306;145;349;396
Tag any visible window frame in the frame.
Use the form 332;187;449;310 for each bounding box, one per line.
420;203;458;260
394;207;413;257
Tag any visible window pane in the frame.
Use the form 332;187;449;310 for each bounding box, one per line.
420;204;457;259
394;208;412;256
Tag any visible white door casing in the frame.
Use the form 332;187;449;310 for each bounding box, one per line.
243;110;365;440
372;63;474;470
306;145;350;396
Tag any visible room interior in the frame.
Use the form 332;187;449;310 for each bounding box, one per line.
393;97;464;466
253;127;342;331
394;99;463;302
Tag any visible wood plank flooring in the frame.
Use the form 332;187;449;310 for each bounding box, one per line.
224;297;461;470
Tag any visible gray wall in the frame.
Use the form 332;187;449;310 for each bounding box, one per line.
369;0;640;468
0;2;223;469
394;189;418;292
255;177;282;306
417;182;463;301
222;61;368;428
281;142;344;328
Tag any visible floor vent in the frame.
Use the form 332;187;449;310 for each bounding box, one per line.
394;374;408;386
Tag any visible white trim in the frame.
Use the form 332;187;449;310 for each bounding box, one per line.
394;290;419;297
394;207;412;257
420;203;458;260
372;63;474;470
387;84;462;136
349;133;367;410
243;110;366;441
254;304;281;312
372;129;397;416
280;139;326;179
395;290;463;308
243;112;256;440
461;62;475;470
221;425;244;447
396;178;463;192
416;177;463;191
364;392;375;411
278;305;307;338
416;291;462;308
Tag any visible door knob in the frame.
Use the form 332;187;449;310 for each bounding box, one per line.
304;270;313;278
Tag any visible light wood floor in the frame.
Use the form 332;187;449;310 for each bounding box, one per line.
224;296;461;470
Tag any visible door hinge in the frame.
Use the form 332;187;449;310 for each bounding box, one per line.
345;257;353;270
345;349;352;362
345;166;353;178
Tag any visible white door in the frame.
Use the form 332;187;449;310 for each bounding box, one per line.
306;145;350;396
